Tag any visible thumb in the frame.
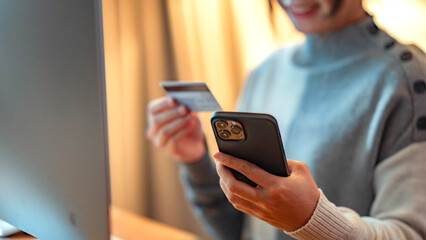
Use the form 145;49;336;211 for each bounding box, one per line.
286;159;310;176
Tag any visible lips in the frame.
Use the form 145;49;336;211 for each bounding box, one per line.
292;5;317;14
282;2;320;18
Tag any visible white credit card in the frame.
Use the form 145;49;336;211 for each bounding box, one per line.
160;81;222;112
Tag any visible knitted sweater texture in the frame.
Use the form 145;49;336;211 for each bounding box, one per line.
180;16;426;240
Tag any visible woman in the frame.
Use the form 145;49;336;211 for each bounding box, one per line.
147;0;426;239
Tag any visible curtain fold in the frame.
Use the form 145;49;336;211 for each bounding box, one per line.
103;0;209;236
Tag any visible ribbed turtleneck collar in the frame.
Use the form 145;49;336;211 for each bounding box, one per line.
294;15;380;66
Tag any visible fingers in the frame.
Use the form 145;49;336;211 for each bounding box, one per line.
153;114;191;147
213;152;277;188
147;97;176;115
155;105;188;124
215;154;320;231
215;162;260;201
147;96;191;139
147;105;188;139
219;179;264;216
286;159;310;176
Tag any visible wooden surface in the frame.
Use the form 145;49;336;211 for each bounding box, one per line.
1;206;197;240
110;207;197;240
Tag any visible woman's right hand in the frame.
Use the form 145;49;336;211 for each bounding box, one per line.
147;97;206;163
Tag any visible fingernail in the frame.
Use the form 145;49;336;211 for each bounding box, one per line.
212;152;221;160
169;98;178;106
179;105;186;114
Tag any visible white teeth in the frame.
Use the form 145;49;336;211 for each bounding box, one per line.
282;0;293;6
291;5;315;14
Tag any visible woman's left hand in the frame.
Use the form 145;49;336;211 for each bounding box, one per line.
213;152;320;232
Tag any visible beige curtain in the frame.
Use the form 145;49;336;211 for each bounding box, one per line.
102;0;425;238
102;0;189;227
102;0;296;237
365;0;426;52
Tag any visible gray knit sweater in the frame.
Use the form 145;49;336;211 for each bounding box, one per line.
180;16;426;240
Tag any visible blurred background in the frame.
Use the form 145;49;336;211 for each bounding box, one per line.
101;0;426;238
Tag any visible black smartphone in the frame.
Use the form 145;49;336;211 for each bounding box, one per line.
211;111;290;187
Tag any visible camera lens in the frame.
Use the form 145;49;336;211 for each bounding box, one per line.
219;130;231;139
216;121;228;129
230;125;242;134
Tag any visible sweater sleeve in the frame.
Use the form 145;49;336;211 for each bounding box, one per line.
286;141;426;240
180;152;244;240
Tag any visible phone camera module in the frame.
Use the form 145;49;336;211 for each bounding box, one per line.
213;119;245;141
230;125;242;134
219;130;231;139
215;121;228;129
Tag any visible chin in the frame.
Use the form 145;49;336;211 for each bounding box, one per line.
294;24;323;35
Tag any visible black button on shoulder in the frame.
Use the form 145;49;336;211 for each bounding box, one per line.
385;40;395;50
414;80;426;94
417;117;426;130
368;23;379;35
400;51;413;62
